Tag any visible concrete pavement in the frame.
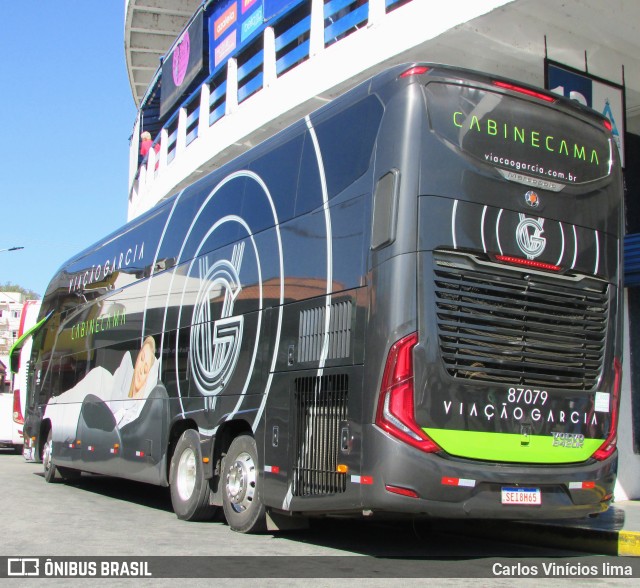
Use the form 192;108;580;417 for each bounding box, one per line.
522;500;640;556
457;501;640;556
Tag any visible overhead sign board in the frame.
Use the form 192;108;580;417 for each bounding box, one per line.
545;59;625;167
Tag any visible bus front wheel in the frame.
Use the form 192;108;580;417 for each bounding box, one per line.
222;435;266;533
170;429;217;521
43;430;56;482
43;430;81;483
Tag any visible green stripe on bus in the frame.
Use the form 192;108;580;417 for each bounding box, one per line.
423;428;603;463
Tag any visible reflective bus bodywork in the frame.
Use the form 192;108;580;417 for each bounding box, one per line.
24;64;623;531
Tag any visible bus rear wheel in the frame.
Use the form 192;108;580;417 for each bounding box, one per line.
170;429;217;521
222;435;266;533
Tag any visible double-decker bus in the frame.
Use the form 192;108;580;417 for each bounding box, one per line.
23;63;623;532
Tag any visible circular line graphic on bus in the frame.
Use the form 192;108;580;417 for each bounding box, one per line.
168;170;284;412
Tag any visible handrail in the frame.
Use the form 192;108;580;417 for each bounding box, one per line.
324;1;369;46
237;43;265;103
275;11;311;76
209;74;227;126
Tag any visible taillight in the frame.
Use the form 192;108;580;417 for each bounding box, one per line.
385;484;419;498
400;66;429;78
375;333;440;453
13;389;24;425
493;80;556;103
495;255;561;272
593;358;622;461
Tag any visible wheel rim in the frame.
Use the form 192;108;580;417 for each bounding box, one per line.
225;451;256;514
176;447;197;501
43;436;52;474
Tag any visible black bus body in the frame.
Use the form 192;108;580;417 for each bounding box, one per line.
24;63;623;531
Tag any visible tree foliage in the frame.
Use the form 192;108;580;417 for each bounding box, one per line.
0;281;41;300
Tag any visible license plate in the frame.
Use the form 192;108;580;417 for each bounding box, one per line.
501;487;541;505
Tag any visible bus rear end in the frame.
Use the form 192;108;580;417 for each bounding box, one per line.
367;65;622;519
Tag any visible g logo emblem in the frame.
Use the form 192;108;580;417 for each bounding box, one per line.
164;170;284;423
190;243;245;396
516;214;546;259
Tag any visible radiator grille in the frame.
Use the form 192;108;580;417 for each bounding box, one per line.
298;300;352;363
293;375;348;496
434;255;609;389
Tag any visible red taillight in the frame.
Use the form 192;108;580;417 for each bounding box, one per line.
495;254;561;272
385;484;419;498
375;333;440;453
493;80;556;103
603;119;613;132
400;66;430;78
593;358;622;461
13;389;24;425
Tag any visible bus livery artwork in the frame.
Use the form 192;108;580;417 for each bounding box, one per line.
414;79;620;471
23;63;622;531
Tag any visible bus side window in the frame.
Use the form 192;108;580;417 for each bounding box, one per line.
37;369;48;405
295;132;323;216
371;169;400;249
247;132;302;224
312;95;384;199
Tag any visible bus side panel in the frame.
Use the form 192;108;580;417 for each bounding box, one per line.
263;287;367;512
258;93;381;513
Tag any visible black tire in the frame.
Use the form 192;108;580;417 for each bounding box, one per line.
222;435;266;533
11;444;22;456
42;430;58;483
170;429;217;521
42;430;81;483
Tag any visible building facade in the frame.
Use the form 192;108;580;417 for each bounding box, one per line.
0;291;25;387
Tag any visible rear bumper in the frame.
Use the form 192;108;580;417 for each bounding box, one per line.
361;425;616;520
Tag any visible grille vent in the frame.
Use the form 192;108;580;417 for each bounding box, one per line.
293;375;348;496
298;300;352;363
434;254;609;389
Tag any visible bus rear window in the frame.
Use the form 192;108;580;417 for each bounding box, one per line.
425;82;612;185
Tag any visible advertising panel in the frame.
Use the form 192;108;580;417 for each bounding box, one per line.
160;9;205;119
209;0;268;74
